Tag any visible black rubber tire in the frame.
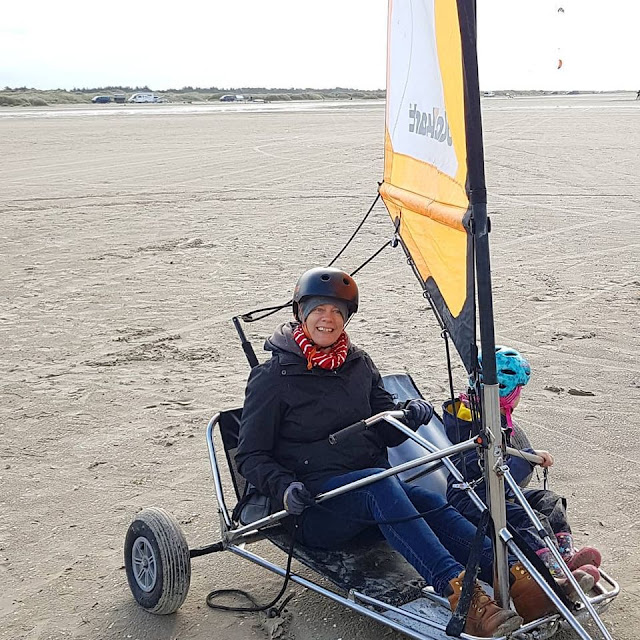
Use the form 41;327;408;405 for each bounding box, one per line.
510;424;534;488
124;507;191;614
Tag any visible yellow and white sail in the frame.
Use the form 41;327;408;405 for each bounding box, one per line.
381;0;475;369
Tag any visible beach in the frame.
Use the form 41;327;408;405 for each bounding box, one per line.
1;94;638;640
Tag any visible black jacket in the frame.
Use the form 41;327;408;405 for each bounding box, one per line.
235;322;410;510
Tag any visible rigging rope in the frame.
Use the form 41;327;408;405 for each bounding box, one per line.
443;329;469;480
240;193;387;323
327;192;380;267
206;522;299;615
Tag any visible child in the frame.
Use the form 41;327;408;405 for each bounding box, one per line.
443;346;602;590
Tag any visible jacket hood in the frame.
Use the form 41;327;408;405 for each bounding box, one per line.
265;321;303;356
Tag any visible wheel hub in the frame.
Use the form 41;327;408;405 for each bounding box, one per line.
132;536;157;592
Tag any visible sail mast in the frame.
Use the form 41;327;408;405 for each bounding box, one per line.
455;0;511;606
379;0;509;599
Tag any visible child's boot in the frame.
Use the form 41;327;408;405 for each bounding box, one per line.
569;547;602;570
557;569;595;601
447;571;523;637
536;547;564;579
509;562;556;623
536;547;595;598
578;564;601;584
556;532;601;569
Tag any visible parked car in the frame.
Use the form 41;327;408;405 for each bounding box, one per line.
92;95;112;104
127;93;162;104
219;94;247;103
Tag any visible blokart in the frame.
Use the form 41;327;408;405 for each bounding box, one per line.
124;2;619;638
124;369;619;639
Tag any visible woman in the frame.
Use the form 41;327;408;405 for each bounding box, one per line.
236;267;553;636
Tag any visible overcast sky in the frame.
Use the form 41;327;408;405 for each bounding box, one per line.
1;0;637;91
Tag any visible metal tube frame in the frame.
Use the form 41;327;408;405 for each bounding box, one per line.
481;383;512;608
205;411;618;640
207;411;477;543
379;416;618;639
228;447;479;542
385;415;487;513
206;414;232;530
502;469;614;640
229;542;514;640
388;417;618;630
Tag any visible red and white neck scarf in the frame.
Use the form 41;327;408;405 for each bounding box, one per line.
292;324;350;371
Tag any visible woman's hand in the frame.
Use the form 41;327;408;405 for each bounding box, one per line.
405;399;433;430
534;450;554;467
283;482;312;515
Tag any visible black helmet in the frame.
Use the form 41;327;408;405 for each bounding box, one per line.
292;267;359;321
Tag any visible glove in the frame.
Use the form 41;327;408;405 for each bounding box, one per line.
405;399;433;431
283;482;311;515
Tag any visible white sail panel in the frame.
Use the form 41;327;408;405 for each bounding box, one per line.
387;0;458;178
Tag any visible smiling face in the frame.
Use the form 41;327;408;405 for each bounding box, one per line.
303;304;345;348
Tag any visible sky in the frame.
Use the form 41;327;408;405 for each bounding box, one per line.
1;0;638;92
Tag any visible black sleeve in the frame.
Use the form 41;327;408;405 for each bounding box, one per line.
235;362;296;510
366;354;411;448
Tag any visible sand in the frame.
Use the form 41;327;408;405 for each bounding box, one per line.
1;94;638;640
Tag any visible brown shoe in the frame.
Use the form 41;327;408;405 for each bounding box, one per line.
509;562;556;623
448;572;523;637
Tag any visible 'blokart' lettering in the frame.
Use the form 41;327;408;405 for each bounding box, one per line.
408;104;453;146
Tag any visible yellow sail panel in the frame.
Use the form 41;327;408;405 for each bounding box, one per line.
433;0;468;190
402;211;468;316
381;180;466;231
382;0;471;319
380;181;468;316
383;130;468;225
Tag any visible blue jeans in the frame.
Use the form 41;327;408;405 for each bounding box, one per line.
299;468;496;596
